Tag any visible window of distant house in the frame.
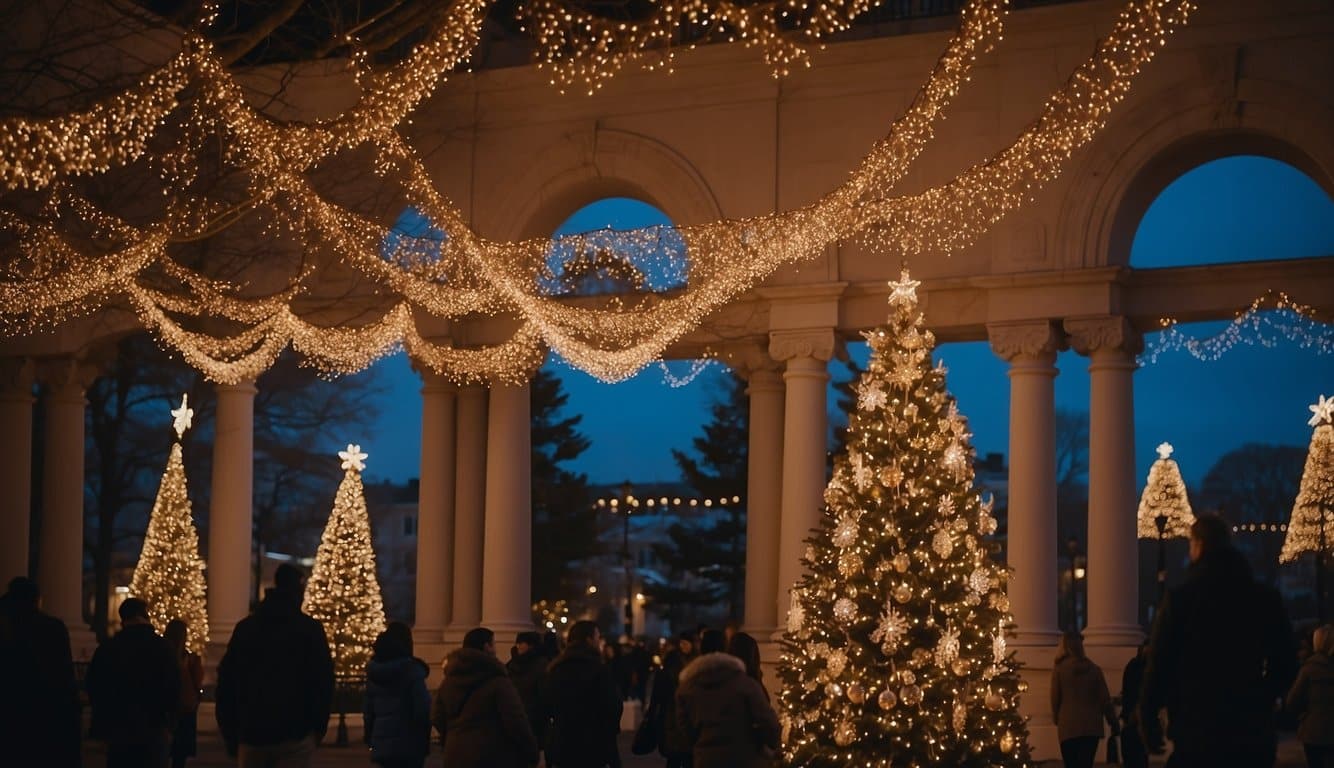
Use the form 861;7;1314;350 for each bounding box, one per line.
404;515;416;536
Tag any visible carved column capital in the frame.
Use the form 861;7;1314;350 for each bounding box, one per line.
768;329;836;364
986;321;1065;363
36;357;102;399
1064;315;1143;357
0;358;35;399
719;341;784;382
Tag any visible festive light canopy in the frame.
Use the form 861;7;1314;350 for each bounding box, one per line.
1136;441;1194;540
1280;395;1334;564
0;0;1195;385
1140;290;1334;365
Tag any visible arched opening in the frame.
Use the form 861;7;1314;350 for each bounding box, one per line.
546;197;688;295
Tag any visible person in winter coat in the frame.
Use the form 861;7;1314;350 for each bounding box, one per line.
86;598;182;768
1050;631;1118;768
648;631;697;767
507;631;548;749
726;632;768;696
672;629;779;768
1140;514;1297;768
365;622;431;768
164;619;204;768
1288;624;1334;768
1118;642;1152;768
543;620;623;768
216;563;334;766
0;577;81;768
432;627;539;768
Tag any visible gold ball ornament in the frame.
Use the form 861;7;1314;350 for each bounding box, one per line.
878;688;898;710
893;584;913;603
892;553;911;573
900;684;924;707
952;658;971;676
985;690;1005;711
847;682;866;704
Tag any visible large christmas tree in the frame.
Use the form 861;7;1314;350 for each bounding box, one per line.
1136;442;1194;539
778;270;1030;767
1280;395;1334;565
130;394;209;654
303;444;387;676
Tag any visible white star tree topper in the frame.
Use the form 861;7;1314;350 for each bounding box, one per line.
1310;394;1334;428
339;444;368;472
171;394;193;438
1156;442;1174;460
887;268;921;307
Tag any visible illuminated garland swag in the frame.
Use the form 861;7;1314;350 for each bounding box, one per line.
0;0;1195;384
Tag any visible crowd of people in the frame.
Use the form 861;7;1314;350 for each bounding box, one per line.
8;513;1334;767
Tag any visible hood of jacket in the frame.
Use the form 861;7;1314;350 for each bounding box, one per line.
678;652;746;692
1186;546;1255;590
255;587;303;622
507;648;546;676
548;643;603;679
368;656;428;687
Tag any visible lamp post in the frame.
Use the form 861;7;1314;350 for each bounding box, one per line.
1065;536;1081;632
611;480;636;639
1154;513;1169;601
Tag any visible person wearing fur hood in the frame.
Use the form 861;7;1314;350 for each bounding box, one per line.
673;629;780;768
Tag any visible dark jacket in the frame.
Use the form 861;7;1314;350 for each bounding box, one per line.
86;622;181;746
432;648;539;768
542;644;623;768
1288;652;1334;745
650;648;694;757
508;648;548;744
216;587;334;748
365;656;432;764
674;653;780;768
0;600;80;767
1051;655;1116;742
1140;547;1297;758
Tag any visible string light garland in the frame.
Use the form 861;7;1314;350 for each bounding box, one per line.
0;0;1194;387
1140;290;1334;365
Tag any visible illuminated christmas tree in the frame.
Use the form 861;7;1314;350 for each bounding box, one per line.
303;444;387;676
1280;396;1334;572
1137;442;1195;597
777;269;1030;767
130;394;209;654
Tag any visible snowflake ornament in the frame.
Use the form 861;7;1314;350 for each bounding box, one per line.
850;452;874;491
935;626;960;668
833;514;859;549
953;700;968;733
827;647;849;677
833;598;858;623
968;567;992;596
871;602;909;654
170;393;194;438
932;528;954;559
887;268;921;306
787;591;806;634
857;380;888;411
1310;394;1334;427
338;443;368;472
937;495;956;518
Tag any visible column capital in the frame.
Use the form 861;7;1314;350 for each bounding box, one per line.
768;328;836;364
1064;315;1143;358
36;357;102;398
413;366;459;395
987;321;1065;363
0;358;35;399
719;341;784;382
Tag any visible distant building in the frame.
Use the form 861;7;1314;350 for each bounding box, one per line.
364;478;421;623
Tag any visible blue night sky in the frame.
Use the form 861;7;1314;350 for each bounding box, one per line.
361;156;1334;491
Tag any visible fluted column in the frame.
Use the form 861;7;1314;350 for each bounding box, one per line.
414;371;457;643
741;357;785;636
37;358;99;644
1067;316;1143;648
447;384;487;641
988;322;1064;647
481;380;532;636
0;358;35;586
770;330;834;634
208;380;256;649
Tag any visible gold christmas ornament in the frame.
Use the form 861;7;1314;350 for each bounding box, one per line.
878;688;898;711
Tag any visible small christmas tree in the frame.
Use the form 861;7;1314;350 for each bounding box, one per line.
303;444;387;677
1280;395;1334;565
778;269;1030;767
1137;442;1195;597
130;394;209;654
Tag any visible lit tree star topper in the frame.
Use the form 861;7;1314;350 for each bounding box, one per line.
1156;442;1174;460
1311;394;1334;428
339;443;368;472
887;268;921;307
171;393;193;438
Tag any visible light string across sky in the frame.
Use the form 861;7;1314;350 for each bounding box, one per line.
1;0;1194;386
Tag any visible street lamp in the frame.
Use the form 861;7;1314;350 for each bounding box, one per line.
607;480;637;639
1065;536;1083;632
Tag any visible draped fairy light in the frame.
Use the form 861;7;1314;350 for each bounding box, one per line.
0;0;1195;386
1140;290;1334;365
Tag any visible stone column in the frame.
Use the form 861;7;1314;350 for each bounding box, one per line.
1067;316;1143;649
481;380;532;637
208;380;256;650
769;330;834;635
414;371;457;644
987;322;1064;647
447;384;487;641
0;358;34;586
740;358;785;637
37;358;98;646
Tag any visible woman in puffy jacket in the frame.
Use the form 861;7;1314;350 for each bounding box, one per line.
1050;631;1118;768
1288;624;1334;768
365;622;432;768
674;629;779;768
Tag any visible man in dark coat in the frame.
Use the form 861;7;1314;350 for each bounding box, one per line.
507;631;548;747
86;598;181;768
1140;514;1297;768
432;627;539;767
543;621;623;768
673;629;779;768
0;577;81;768
216;564;334;765
649;631;697;767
